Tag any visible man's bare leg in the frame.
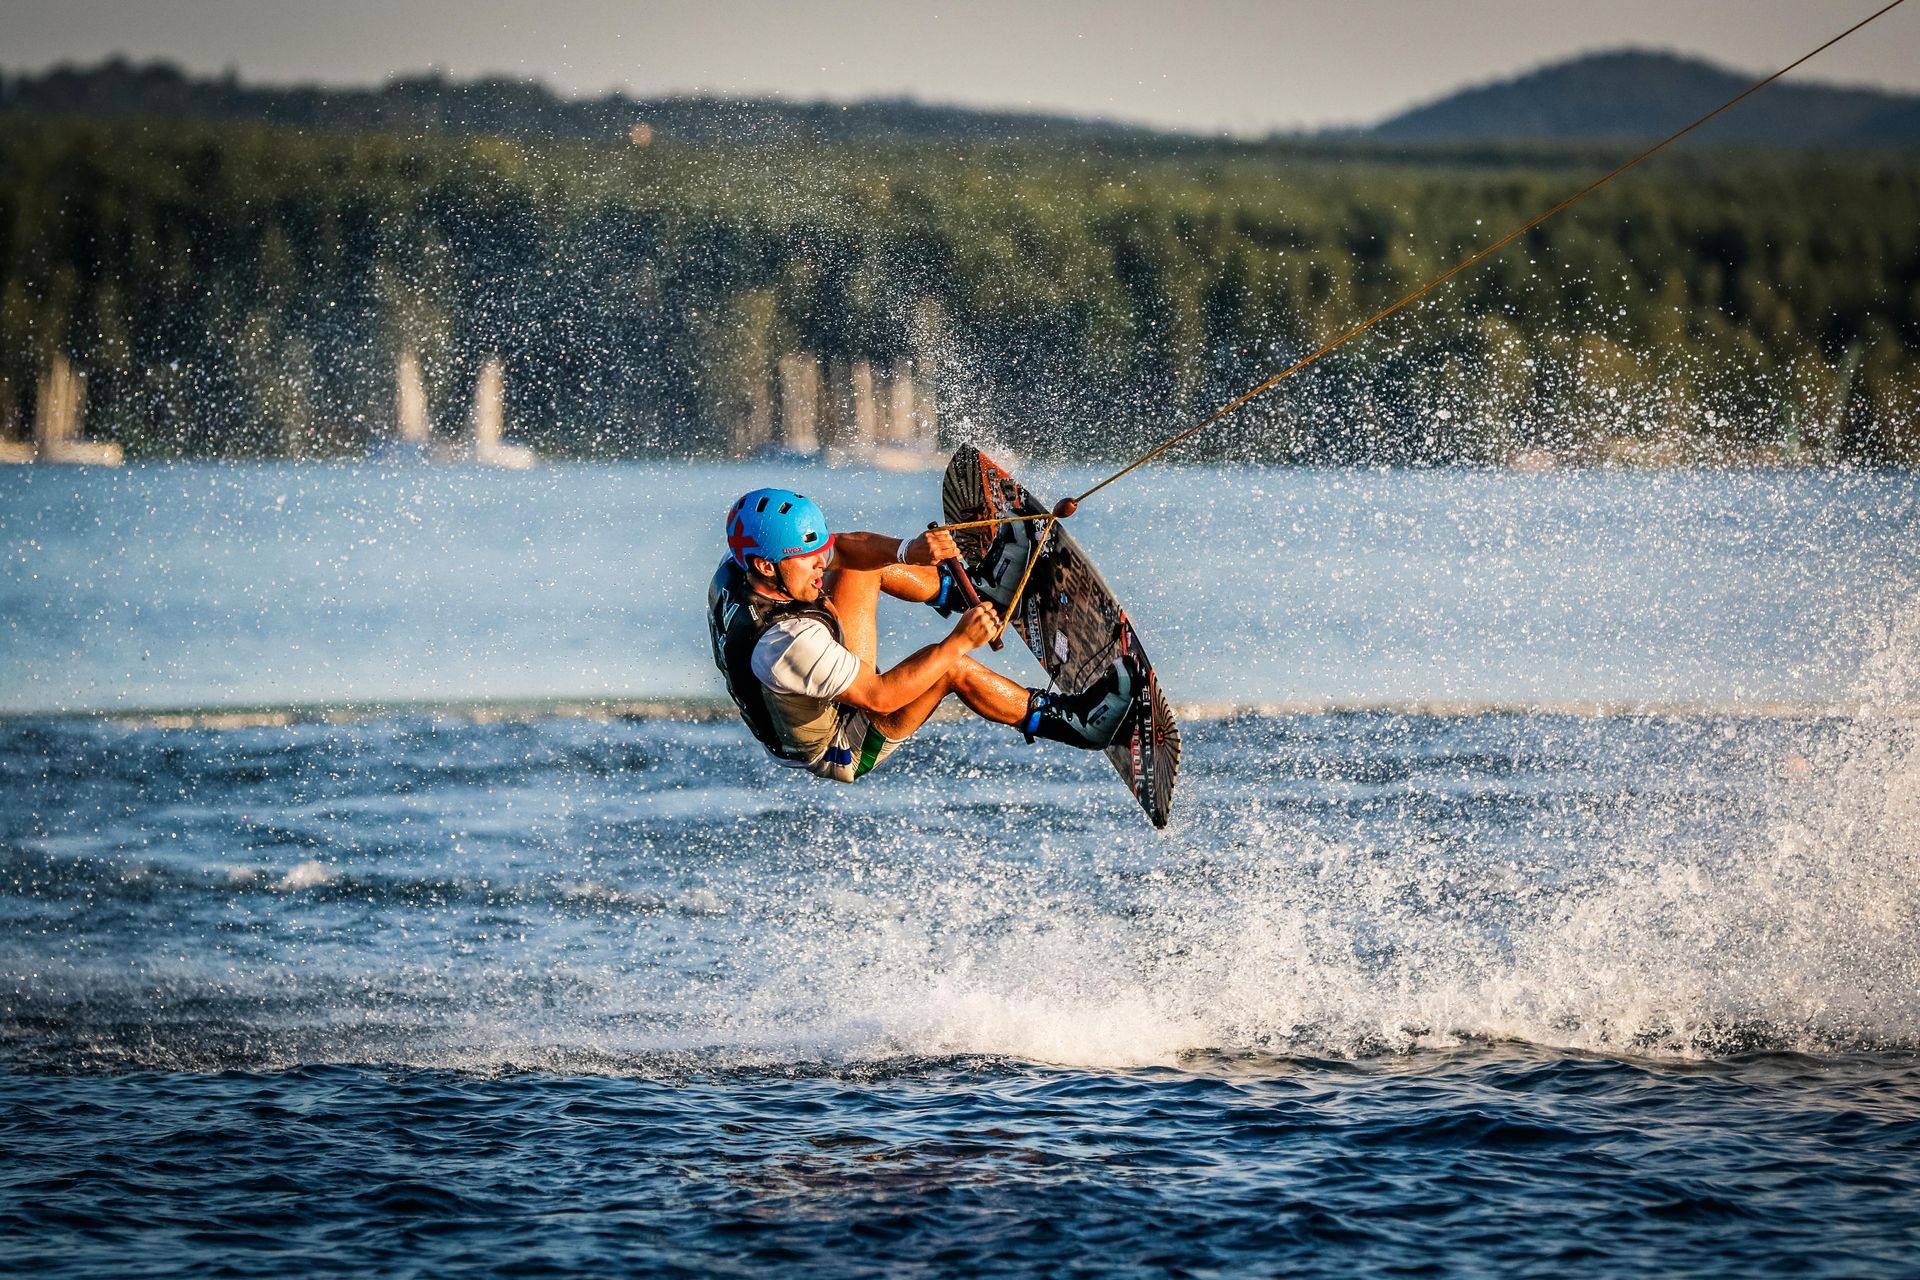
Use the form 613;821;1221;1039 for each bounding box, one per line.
826;562;948;663
877;563;942;605
825;565;884;667
826;563;1028;739
870;655;1027;740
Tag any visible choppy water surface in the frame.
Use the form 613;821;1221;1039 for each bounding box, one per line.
2;463;1918;1276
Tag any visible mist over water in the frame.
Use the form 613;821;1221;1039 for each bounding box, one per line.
2;462;1917;1275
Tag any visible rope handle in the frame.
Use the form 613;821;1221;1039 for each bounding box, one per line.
927;522;1004;651
923;514;1059;648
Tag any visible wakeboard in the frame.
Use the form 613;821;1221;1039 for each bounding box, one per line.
941;446;1181;828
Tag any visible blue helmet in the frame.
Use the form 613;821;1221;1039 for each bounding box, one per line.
726;488;833;569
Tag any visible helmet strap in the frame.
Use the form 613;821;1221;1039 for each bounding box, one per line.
747;557;793;602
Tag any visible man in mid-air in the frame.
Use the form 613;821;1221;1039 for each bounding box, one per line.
708;487;1134;782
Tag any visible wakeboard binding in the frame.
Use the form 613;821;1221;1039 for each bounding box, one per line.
1021;654;1141;749
924;562;965;617
973;513;1038;614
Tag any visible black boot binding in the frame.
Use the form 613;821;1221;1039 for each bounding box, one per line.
1020;658;1138;749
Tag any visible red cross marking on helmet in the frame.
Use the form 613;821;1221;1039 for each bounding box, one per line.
727;515;761;564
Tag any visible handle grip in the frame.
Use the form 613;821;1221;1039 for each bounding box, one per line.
929;522;1004;652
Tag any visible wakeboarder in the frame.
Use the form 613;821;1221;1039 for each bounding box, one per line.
708;487;1134;782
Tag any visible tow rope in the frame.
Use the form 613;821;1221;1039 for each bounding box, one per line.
934;0;1911;644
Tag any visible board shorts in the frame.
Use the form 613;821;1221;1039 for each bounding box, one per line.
806;707;903;784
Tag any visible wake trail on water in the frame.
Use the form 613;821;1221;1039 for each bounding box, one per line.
721;616;1920;1069
3;614;1916;1076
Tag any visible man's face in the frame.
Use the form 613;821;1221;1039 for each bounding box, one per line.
754;548;829;603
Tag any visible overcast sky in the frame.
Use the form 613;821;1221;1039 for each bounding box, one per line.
6;0;1917;133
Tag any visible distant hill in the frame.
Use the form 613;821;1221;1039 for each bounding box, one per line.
0;57;1157;146
1373;49;1920;146
7;52;1917;150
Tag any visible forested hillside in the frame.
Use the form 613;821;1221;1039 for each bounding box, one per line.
16;53;1920;149
2;113;1916;463
0;58;1155;147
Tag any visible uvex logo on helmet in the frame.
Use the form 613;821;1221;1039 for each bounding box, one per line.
726;488;833;569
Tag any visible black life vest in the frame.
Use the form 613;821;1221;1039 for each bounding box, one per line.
707;558;845;762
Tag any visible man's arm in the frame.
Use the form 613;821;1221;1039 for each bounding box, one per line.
831;529;959;572
836;604;998;715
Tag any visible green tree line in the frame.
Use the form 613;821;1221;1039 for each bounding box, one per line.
2;113;1916;464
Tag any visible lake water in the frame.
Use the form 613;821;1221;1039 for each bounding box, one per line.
2;462;1915;714
2;461;1917;1276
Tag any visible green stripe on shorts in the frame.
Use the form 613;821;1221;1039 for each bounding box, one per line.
853;724;888;779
